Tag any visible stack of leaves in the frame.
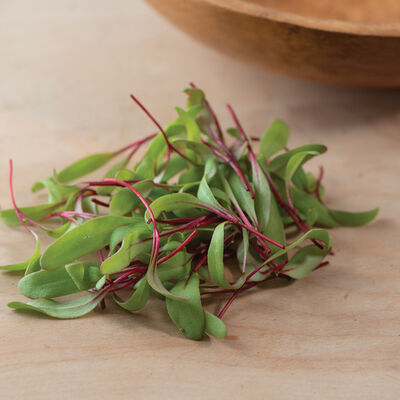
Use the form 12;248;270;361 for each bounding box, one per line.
0;85;378;340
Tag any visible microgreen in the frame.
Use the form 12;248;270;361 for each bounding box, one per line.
0;86;378;340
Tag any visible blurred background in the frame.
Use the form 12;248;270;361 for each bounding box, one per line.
2;0;400;163
2;0;399;210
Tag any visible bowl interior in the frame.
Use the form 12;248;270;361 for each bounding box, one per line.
248;0;400;25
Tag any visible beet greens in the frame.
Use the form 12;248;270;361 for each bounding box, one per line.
0;86;378;340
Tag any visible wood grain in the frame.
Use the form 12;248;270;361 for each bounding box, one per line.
250;0;400;25
0;1;399;399
147;0;400;87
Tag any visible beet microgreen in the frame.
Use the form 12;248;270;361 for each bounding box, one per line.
0;85;378;340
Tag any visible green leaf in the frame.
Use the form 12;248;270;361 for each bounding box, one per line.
236;240;265;281
146;251;187;301
226;127;242;140
208;222;245;289
304;207;319;226
43;221;73;239
109;181;153;216
135;156;157;180
269;144;327;172
228;173;257;224
183;87;205;108
134;122;188;173
210;187;231;209
41;216;133;270
158;261;191;282
204;311;227;338
0;203;62;227
147;193;207;220
0;235;40;272
259;119;290;160
166;273;205;340
159;156;188;182
101;228;151;274
157;241;191;282
25;256;41;275
290;187;337;228
328;208;379;227
197;158;221;208
176;107;202;143
96;275;106;290
108;221;142;254
283;245;328;279
285;152;313;184
217;171;243;213
264;228;331;268
56;153;115;183
65;262;102;290
178;166;203;184
172;138;213;165
113;277;150;312
253;161;271;232
96;159;129;195
18;262;100;298
34;178;78;203
172;139;213;165
8;293;105;319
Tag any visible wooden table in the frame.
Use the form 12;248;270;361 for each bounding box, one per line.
0;1;399;399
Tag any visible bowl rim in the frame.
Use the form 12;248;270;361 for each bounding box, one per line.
206;0;400;37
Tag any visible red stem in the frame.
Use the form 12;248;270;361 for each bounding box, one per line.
202;140;255;199
129;94;193;166
189;81;225;143
193;253;208;272
157;230;198;265
91;198;110;208
315;166;324;202
104;178;161;283
8;160;38;236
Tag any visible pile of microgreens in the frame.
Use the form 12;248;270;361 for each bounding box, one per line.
0;85;378;340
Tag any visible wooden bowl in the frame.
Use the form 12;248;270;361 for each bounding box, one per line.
146;0;400;87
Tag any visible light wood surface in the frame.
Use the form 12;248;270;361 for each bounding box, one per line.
0;1;399;399
147;0;400;87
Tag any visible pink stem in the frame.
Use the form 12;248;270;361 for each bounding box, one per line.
189;82;225;143
315;166;324;203
202;140;255;198
226;103;261;189
157;230;198;265
97;250;104;263
8;160;38;236
193;253;208;272
103;178;161;284
91;198;110;208
129;94;193;165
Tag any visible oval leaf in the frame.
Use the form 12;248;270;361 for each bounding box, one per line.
113;277;150;312
259;119;290;160
101;228;152;274
56;153;115;183
8;293;105;319
282;245;328;279
204;311;227;338
0;203;62;227
41;216;133;270
329;208;379;227
208;222;245;289
110;181;153;216
166;273;205;340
